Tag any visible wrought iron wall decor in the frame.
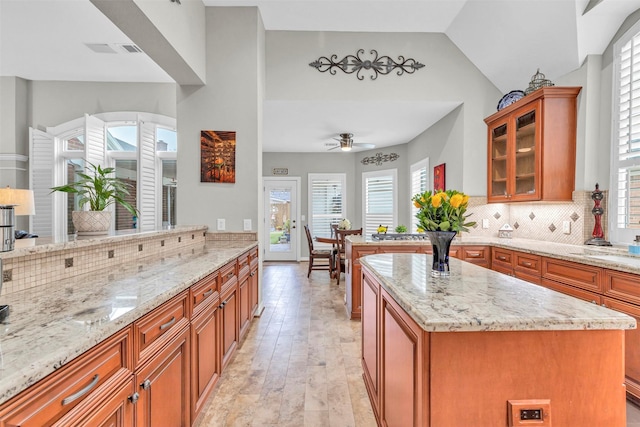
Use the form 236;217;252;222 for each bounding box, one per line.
309;49;424;80
361;152;399;166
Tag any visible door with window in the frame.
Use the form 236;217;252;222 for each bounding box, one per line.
263;178;299;261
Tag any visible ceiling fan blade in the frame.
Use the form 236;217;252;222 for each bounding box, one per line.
327;145;341;151
353;143;375;149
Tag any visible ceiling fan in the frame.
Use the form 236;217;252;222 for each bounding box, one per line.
327;133;375;152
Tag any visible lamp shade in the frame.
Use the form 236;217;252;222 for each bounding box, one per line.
0;187;35;215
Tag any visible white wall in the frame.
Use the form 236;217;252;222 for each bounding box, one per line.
177;7;265;232
266;31;501;196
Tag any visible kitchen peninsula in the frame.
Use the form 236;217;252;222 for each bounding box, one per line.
360;253;635;427
0;227;259;426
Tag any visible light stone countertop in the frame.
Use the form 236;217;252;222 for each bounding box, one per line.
0;240;256;405
360;253;636;333
347;235;640;275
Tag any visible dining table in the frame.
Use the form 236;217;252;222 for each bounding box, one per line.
315;236;338;278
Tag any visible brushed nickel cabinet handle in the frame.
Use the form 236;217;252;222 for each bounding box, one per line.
159;316;176;330
498;256;507;261
522;262;532;267
203;289;213;297
62;374;100;405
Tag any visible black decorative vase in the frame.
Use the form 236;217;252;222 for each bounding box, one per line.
425;231;457;277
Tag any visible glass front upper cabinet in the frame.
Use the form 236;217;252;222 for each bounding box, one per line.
513;108;537;197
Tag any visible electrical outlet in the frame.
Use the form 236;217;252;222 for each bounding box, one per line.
243;219;252;231
562;220;571;234
217;218;226;231
507;399;551;427
482;219;489;229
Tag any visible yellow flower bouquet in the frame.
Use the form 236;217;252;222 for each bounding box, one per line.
412;190;476;232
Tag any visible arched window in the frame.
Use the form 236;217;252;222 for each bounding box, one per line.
30;112;177;238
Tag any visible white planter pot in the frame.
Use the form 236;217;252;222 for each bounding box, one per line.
72;211;112;235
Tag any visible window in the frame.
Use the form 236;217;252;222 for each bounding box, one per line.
410;158;429;232
362;169;397;237
30;113;176;238
612;21;640;243
308;173;346;238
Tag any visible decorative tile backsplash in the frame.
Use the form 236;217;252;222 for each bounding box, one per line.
465;190;606;246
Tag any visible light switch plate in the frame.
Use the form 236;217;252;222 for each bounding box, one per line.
482;219;489;229
217;219;226;231
243;219;252;231
562;220;571;234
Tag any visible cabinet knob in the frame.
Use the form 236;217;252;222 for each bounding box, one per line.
141;379;151;390
128;392;140;404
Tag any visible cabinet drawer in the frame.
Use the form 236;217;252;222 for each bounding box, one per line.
604;269;640;305
191;271;219;317
514;252;541;276
449;246;461;259
461;246;490;266
249;246;259;265
541;278;602;305
237;252;250;276
219;261;237;294
134;291;189;366
542;258;603;293
0;327;132;427
491;248;513;274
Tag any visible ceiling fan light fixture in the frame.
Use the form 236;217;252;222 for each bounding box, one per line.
341;145;352;152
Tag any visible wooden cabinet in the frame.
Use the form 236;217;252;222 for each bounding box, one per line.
219;260;239;371
0;327;133;427
513;251;542;284
491;247;514;276
361;272;380;422
541;257;602;294
380;287;426;427
191;271;219;318
485;87;581;203
135;326;190;427
190;299;220;422
602;297;640;403
238;251;251;341
249;253;259;317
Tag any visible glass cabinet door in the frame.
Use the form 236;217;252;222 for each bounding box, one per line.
513;108;538;197
489;122;508;199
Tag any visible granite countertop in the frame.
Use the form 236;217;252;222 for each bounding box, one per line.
360;253;636;333
0;240;256;405
347;235;640;275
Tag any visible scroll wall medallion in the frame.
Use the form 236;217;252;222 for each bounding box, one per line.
361;152;399;166
309;49;425;80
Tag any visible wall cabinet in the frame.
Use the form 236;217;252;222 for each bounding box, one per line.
485;87;581;203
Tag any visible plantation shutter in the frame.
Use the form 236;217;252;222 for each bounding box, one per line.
138;119;156;231
616;30;640;230
29;128;55;238
410;159;429;232
309;174;345;238
363;169;397;237
84;114;105;168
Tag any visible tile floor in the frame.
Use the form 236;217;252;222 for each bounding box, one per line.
197;262;640;427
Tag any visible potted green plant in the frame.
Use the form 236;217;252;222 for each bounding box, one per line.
395;225;407;233
51;162;138;235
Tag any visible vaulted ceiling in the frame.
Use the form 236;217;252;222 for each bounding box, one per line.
1;0;638;152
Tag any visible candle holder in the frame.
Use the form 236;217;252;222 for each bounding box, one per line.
585;183;612;246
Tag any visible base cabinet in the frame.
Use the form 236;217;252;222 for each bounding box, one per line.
361;273;379;421
220;285;239;371
135;326;190;427
190;302;220;422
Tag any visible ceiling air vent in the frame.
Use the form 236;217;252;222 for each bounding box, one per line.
118;44;143;53
85;43;117;54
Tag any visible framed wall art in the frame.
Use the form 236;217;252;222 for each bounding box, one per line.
201;130;236;183
434;163;445;191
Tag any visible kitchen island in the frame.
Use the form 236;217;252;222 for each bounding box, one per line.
360;253;635;427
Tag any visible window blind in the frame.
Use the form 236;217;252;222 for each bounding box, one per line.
309;174;345;238
363;170;396;237
410;159;429;232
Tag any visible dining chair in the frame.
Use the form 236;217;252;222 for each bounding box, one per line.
335;228;363;285
304;224;334;278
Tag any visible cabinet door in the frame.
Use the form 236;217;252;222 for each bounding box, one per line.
238;272;251;341
602;297;640;401
220;287;239;371
136;326;190;427
511;103;540;201
347;248;378;320
487;119;510;201
361;271;380;421
191;302;220;421
249;263;259;317
380;288;425;427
